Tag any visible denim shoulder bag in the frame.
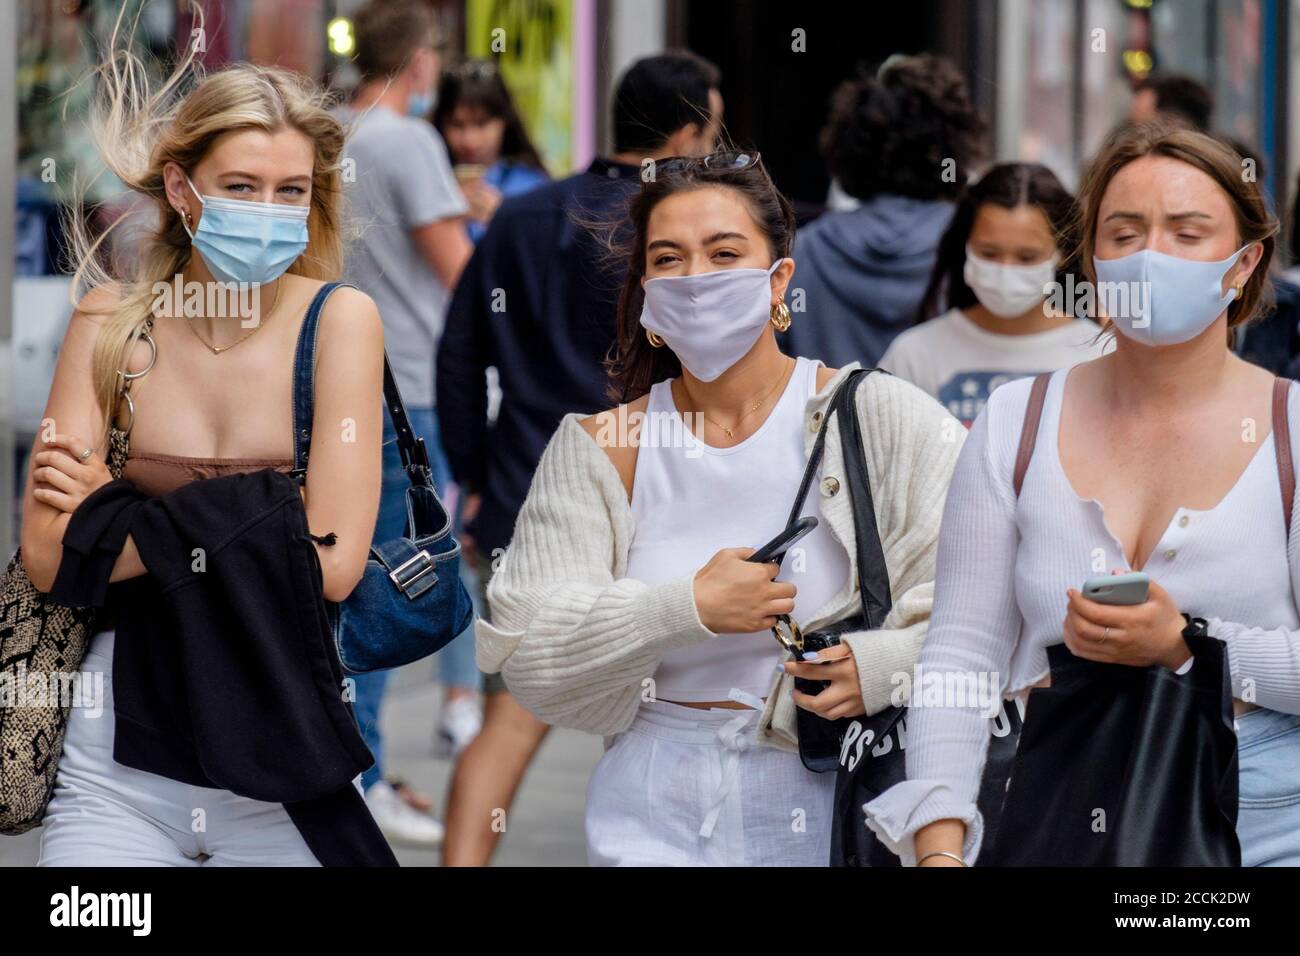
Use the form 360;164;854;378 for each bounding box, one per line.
292;282;474;674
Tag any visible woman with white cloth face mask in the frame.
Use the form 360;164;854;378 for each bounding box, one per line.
478;151;966;865
881;162;1108;427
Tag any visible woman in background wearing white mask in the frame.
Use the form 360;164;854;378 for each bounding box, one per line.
476;152;964;865
866;123;1300;866
880;162;1107;427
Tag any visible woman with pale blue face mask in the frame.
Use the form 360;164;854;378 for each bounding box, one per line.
867;122;1300;868
21;38;393;865
475;152;966;865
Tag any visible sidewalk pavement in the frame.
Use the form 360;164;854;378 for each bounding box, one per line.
0;659;602;867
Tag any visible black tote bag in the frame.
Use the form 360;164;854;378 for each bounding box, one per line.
782;369;1022;867
986;632;1241;866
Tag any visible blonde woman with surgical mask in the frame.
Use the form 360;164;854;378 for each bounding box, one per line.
881;163;1108;428
21;12;386;865
866;123;1300;867
475;152;964;866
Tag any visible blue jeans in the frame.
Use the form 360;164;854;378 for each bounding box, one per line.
353;407;477;790
1236;707;1300;866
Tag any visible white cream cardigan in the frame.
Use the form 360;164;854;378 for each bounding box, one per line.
475;364;966;750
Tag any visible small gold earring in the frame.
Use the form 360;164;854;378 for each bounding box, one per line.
770;301;792;332
646;328;665;348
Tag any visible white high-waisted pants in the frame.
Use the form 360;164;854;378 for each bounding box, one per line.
37;631;323;867
585;698;835;866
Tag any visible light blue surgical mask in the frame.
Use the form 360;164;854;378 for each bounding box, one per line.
182;175;310;285
1093;244;1249;346
407;88;436;118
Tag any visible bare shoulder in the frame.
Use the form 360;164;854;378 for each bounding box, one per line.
578;393;650;500
70;282;124;329
319;284;383;341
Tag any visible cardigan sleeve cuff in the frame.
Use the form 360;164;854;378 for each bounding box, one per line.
840;623;924;716
632;575;715;651
863;782;984;867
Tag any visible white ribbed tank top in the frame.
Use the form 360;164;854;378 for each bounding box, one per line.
627;356;851;702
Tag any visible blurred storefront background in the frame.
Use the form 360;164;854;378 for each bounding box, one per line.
3;0;1300;551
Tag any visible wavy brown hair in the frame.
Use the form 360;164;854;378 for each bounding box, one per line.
604;156;796;403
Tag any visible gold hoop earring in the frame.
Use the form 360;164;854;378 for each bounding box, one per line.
770;301;792;332
646;328;665;348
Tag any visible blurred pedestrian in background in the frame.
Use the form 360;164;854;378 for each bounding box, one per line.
437;51;723;866
881;162;1107;426
335;0;472;848
434;58;550;244
780;54;985;369
1127;72;1214;131
429;60;550;759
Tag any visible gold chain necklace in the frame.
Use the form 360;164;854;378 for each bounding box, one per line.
185;280;281;355
687;358;796;440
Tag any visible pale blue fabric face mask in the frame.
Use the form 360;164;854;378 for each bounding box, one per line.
1093;244;1249;346
182;175;310;285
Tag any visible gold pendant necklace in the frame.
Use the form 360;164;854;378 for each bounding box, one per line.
185;279;281;354
693;358;795;439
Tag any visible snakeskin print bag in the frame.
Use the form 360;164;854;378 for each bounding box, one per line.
0;426;129;834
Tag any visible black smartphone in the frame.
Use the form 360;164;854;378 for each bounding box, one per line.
746;516;819;566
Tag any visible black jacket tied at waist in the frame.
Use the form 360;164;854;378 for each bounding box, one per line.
50;469;397;867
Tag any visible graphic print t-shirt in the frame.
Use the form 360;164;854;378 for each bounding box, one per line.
879;308;1110;426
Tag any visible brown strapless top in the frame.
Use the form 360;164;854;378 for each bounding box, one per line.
123;452;295;498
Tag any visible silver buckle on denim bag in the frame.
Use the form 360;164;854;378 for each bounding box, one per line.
389;550;435;592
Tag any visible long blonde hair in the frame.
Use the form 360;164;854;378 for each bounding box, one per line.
69;5;347;441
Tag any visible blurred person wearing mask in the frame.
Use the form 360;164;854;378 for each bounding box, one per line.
334;0;472;849
434;59;549;244
881;163;1108;427
435;51;723;865
476;151;962;865
780;54;985;368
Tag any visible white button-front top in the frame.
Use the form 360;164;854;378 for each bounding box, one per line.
864;367;1300;865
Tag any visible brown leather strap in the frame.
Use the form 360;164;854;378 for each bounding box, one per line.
1273;376;1294;538
1013;373;1052;499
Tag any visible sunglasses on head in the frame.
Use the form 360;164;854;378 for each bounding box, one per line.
651;150;762;177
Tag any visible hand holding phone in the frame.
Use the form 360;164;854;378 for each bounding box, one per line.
746;516;818;567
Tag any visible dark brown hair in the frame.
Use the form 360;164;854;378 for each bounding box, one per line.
821;54;985;203
1075;121;1277;331
433;59;546;171
605;156;796;402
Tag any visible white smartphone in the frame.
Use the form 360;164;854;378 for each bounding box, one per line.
1082;571;1150;606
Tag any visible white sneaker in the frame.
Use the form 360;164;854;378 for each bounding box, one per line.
433;693;483;758
364;780;445;847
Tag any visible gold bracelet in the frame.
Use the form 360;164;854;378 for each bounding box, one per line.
917;850;968;867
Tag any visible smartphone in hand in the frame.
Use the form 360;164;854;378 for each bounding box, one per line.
746;516;818;567
1082;571;1150;606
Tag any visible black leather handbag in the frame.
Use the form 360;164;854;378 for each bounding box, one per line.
772;368;1022;867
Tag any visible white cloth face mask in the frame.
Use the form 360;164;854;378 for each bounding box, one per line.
1092;244;1248;346
962;247;1058;320
639;259;785;382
